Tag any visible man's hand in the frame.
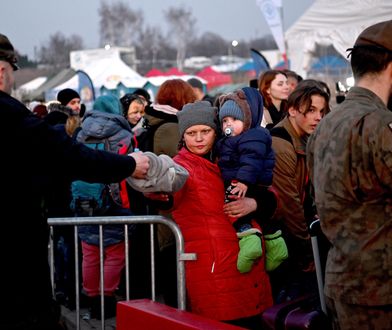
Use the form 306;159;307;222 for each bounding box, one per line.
129;152;149;179
223;196;257;218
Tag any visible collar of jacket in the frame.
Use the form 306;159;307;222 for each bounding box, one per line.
277;116;307;156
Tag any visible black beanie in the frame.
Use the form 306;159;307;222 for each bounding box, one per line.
57;88;80;106
177;101;217;137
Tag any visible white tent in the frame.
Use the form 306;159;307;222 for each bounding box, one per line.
54;57;147;92
18;76;47;92
285;0;392;77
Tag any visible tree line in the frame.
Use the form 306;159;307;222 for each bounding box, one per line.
18;1;277;74
17;1;339;75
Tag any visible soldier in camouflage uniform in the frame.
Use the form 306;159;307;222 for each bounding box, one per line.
307;20;392;329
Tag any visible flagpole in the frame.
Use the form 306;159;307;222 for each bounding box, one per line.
276;0;288;69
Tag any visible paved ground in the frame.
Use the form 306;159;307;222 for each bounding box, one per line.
61;305;116;330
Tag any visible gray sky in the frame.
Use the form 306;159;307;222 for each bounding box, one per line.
2;0;314;59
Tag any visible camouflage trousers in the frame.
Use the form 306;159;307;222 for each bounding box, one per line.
326;296;392;330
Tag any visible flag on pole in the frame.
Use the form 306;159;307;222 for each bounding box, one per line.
256;0;288;67
250;48;271;77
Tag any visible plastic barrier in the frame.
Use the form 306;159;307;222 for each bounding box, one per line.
117;299;245;330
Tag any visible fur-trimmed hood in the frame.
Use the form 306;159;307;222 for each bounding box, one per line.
45;103;76;126
47;103;75;117
218;87;264;131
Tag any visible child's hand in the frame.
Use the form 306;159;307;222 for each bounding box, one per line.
230;181;248;198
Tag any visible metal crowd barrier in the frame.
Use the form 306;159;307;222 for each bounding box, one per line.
48;215;197;330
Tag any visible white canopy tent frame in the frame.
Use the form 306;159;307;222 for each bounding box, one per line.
285;0;392;77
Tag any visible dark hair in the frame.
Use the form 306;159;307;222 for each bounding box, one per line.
156;79;197;110
132;88;151;103
349;46;392;80
187;77;203;90
287;79;331;116
120;93;145;117
283;69;303;83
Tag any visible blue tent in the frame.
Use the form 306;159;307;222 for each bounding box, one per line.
237;60;255;72
311;56;349;72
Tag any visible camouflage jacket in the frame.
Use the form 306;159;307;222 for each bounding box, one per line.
307;86;392;305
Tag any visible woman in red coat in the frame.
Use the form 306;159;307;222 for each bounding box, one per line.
169;101;273;328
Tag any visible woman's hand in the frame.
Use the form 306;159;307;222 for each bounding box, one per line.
223;197;257;218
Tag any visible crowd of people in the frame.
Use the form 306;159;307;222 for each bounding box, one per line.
1;19;391;330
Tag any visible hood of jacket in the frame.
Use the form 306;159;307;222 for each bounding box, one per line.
80;111;132;140
218;87;263;132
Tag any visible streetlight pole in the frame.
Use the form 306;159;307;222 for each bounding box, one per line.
228;40;238;63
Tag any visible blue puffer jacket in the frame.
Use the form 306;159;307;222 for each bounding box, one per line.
76;94;134;246
216;87;275;186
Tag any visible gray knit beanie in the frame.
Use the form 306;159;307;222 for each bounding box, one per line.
218;100;244;123
177;101;217;137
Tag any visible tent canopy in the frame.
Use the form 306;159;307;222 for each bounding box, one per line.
196;66;232;90
164;67;186;76
285;0;392;77
83;58;146;90
27;68;76;101
145;68;164;77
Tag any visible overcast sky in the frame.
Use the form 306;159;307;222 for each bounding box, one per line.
2;0;314;59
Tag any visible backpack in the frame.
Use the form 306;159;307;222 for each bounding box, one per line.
70;139;111;216
137;117;177;153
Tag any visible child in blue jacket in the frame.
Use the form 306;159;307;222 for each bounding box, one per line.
216;87;275;273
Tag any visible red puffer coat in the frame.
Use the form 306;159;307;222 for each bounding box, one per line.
172;147;273;321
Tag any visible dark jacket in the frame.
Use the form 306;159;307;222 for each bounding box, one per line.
0;90;136;328
143;103;179;157
44;103;73;126
216;87;275;186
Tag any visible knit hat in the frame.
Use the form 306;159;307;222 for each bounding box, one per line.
57;88;80;106
93;94;122;115
353;20;392;52
218;100;244;123
0;34;18;70
177;101;217;137
32;104;48;119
